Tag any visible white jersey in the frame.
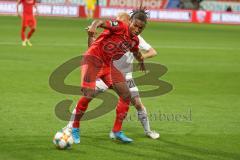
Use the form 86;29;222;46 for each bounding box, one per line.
113;35;152;79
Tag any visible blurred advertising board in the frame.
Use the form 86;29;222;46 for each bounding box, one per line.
0;1;79;17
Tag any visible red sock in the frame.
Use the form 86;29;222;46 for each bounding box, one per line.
72;97;91;128
112;97;130;132
27;28;35;40
21;27;26;41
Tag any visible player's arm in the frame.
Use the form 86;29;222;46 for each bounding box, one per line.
16;0;22;17
86;26;96;47
133;51;146;72
142;48;157;59
138;36;157;59
87;20;107;35
88;19;122;35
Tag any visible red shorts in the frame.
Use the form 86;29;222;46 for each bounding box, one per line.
81;54;125;90
22;15;36;28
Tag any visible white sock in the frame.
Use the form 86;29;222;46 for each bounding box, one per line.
65;107;77;129
137;107;151;133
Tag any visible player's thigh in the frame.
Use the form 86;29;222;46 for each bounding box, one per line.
22;16;28;28
113;82;131;101
101;72;113;88
81;55;103;96
29;17;37;29
110;63;131;99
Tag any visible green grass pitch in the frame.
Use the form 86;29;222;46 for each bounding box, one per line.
0;16;240;160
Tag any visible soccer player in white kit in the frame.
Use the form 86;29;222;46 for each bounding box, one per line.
96;13;160;139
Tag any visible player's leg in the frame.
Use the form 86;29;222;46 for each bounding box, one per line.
132;96;160;139
21;26;27;46
21;16;27;46
110;78;160;140
68;54;103;143
126;78;159;139
66;96;92;144
26;17;36;46
111;83;133;143
71;70;112;126
66;76;110;143
110;64;133;143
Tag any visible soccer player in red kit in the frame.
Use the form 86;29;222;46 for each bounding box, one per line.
17;0;37;47
65;8;149;144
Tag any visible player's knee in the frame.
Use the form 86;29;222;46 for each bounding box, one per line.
81;87;95;98
21;27;26;32
134;102;143;110
121;92;131;102
132;97;144;111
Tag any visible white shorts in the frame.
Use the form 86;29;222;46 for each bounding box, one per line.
95;52;139;97
96;77;139;98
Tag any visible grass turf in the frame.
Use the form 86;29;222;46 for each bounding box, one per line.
0;16;240;160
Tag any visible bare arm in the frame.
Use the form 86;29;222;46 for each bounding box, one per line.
142;48;157;59
87;31;96;47
133;51;146;72
88;19;115;35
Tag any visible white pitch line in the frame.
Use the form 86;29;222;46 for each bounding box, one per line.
0;42;239;50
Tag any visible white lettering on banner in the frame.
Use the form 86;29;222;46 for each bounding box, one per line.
101;8;191;21
109;0;162;9
101;7;132;17
149;10;158;19
142;0;162;9
0;1;78;17
40;5;78;16
69;7;78;15
0;3;16;14
53;6;68;15
211;13;240;23
222;13;240;23
158;11;191;21
211;13;221;22
38;5;52;14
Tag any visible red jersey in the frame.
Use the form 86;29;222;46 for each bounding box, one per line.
20;0;36;16
87;20;139;66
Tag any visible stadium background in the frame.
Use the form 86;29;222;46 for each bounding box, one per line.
0;0;240;160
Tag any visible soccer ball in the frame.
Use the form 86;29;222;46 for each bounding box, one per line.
53;129;73;149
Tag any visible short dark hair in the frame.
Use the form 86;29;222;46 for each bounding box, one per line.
130;5;149;24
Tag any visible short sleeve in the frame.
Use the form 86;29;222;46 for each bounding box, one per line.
138;35;152;51
105;19;125;32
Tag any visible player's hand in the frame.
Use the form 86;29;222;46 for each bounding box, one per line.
85;26;96;37
134;51;144;62
138;61;146;73
87;25;97;37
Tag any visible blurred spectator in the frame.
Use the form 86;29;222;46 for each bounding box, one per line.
226;6;232;12
84;0;97;19
178;0;203;10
